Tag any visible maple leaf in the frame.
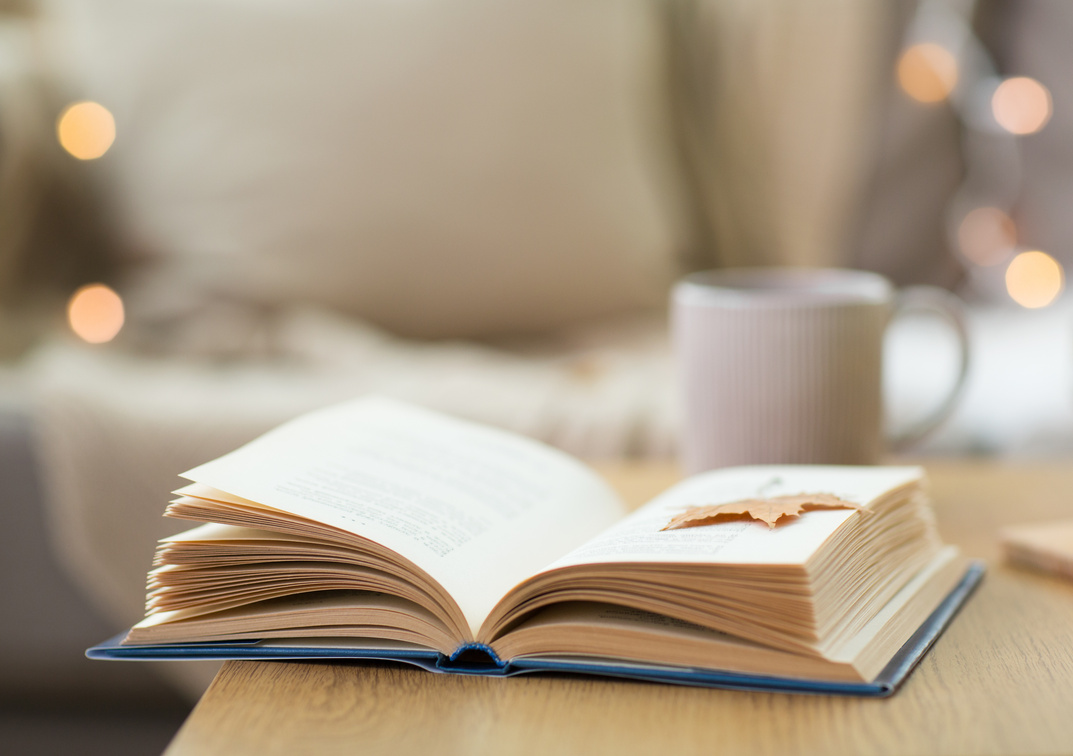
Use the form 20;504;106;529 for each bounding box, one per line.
661;493;864;531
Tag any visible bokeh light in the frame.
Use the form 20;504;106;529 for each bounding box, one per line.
957;207;1016;267
57;101;116;160
67;284;125;343
1005;251;1064;309
992;77;1052;135
897;43;958;104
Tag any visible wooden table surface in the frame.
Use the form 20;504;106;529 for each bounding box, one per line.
165;460;1073;756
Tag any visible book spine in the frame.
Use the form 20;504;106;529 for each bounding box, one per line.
437;643;507;673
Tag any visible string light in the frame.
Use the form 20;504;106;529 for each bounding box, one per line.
67;284;125;343
57;101;115;160
957;207;1016;267
991;77;1052;135
900;2;1063;306
897;43;958;104
1005;251;1064;309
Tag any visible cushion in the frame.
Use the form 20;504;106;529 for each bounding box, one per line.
41;0;690;338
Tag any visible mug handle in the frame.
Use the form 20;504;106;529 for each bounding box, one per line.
887;286;971;452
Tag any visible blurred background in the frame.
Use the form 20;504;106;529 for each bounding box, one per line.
0;0;1070;752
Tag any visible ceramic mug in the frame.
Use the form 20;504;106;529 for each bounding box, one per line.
672;268;969;473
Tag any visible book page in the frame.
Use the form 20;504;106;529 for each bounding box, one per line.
544;466;923;570
491;602;864;681
179;397;625;637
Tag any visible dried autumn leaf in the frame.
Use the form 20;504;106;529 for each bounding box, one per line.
661;493;864;531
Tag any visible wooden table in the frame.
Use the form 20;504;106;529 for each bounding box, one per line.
165;461;1073;755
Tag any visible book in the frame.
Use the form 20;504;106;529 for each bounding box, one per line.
1002;519;1073;581
88;396;983;696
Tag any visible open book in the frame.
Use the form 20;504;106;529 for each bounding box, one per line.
89;397;982;695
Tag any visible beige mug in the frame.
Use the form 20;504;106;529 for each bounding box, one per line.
672;268;970;473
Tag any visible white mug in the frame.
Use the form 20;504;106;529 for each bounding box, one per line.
672;268;970;473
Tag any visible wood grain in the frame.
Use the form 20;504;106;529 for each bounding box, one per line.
166;460;1073;756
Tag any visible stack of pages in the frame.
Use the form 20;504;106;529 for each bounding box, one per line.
89;397;982;695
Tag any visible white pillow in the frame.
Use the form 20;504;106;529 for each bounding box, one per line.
42;0;689;338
